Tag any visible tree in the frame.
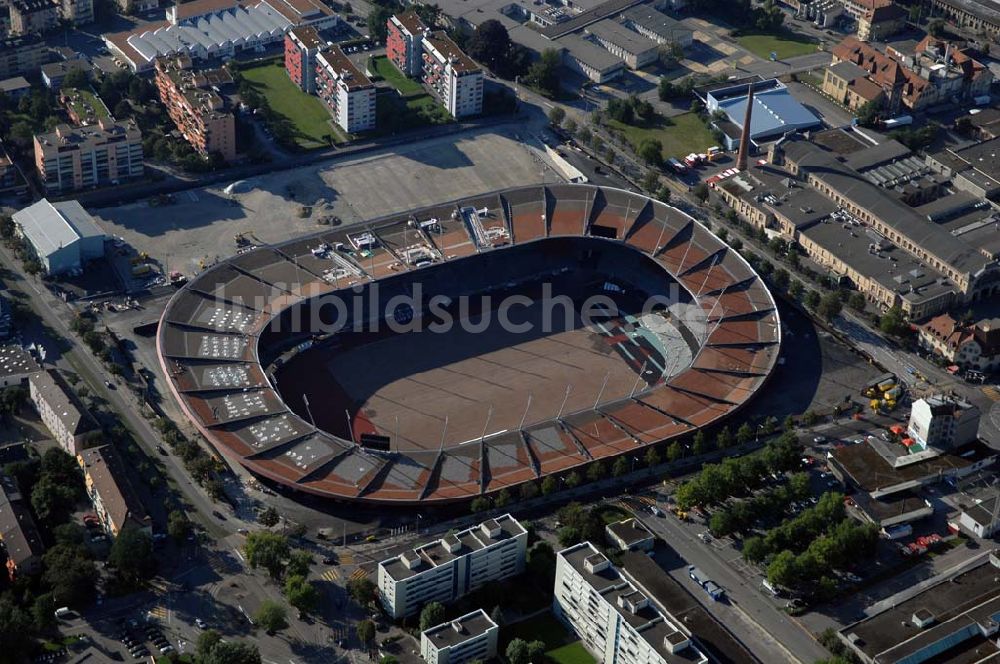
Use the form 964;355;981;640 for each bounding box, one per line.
666;441;683;462
31;474;78;523
31;592;56;631
928;18;946;36
0;597;32;659
168;509;191;541
506;638;530;664
716;425;733;449
258;506;280;527
655;185;671;204
526;641;546;663
804;290;820;309
577;127;592;144
548;106;565;126
490;605;504;627
62;68;90;89
817;292;843;322
254;600;287;633
637;138;662;166
113;99;132;119
641;169;660;193
519;481;540;500
855;98;882;128
197;629;223;658
586;460;606;482
42;544;96;608
879;305;908;336
541;475;558;495
612;456;629;477
470;496;491;513
788;280;803;300
284;575;319;615
644;446;661;467
766;550;799;588
692;429;708;456
565;471;582;489
420;601;446;630
564;117;577;134
742;536;768;563
736;423;753;445
847;292;866;312
526;541;556;585
709;509;736;537
286;549;313;578
109;527;156;586
693;182;709;202
356;619;376;645
466;19;522;78
202;641;262;664
347;576;377;606
244;531;289;579
527;49;562;97
367;3;398;42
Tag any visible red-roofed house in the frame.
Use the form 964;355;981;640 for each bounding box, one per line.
918;313;1000;372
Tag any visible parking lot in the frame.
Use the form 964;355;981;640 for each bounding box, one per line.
90;125;562;279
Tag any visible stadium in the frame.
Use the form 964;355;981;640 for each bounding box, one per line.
156;183;781;504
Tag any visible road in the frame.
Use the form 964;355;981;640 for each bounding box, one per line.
643;511;830;664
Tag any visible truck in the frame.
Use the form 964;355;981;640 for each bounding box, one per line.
688;566;725;600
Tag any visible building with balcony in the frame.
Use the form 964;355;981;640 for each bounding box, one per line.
61;0;93;25
9;0;59;36
77;445;151;539
28;369;100;454
387;10;428;77
154;54;236;161
421;31;483;118
285;25;322;93
420;609;498;664
377;514;527;619
554;542;708;664
0;34;47;79
33;120;144;194
315;45;375;133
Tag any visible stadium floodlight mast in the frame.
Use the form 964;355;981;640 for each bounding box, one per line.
302;393;315;427
345;409;356;445
479;404;494;443
594;371;611;410
651;221;668;258
556;385;572;420
518;394;533;432
696;253;722;297
439;415;449;451
629;361;648;399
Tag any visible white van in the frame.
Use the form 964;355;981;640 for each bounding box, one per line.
54;607;72;619
762;579;781;597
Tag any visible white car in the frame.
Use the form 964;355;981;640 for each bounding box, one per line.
813;436;827;444
195;618;207;629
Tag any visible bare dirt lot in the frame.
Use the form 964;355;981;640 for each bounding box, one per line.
91;126;561;279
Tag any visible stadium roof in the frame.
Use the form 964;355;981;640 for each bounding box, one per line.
715;81;821;143
158;184;781;504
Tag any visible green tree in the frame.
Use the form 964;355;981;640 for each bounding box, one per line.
644;446;661;467
470;496;491;513
742;536;768;563
666;441;684;462
506;638;529;664
709;509;736;537
284;575;319;615
928;18;946;36
541;475;558;495
347;576;377;606
766;550;799;588
244;531;289;579
258;506;280;527
637;138;663;165
202;641;262;664
168;510;191;541
715;425;732;449
817;292;843;322
254;600;287;633
612;456;629;477
420;601;446;630
692;430;709;456
367;3;397;42
108;527;156;586
0;597;33;660
879;305;908;336
197;629;223;658
655;185;671;204
693;182;709;202
286;549;313;578
788;280;804;300
736;423;753;445
527;49;562;97
565;471;582;489
526;641;546;663
548;106;566;126
42;544;96;608
586;460;606;482
356;619;376;645
804;290;821;308
31;474;78;523
526;540;556;585
847;292;867;312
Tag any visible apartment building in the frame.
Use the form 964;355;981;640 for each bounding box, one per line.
28;369;100;455
421;31;483;117
34;120;144;194
77;445;151;539
61;0;93;25
0;142;24;194
585;20;658;69
315;45;376;133
9;0;59;36
0;472;44;581
377;514;527;619
554;542;708;664
907;395;981;450
285;25;323;93
155;55;236;161
420;610;498;664
0;34;46;78
387;10;428;77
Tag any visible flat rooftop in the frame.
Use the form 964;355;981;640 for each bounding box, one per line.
607;517;654;546
843;553;1000;663
829;439;995;494
422;609;495;648
586;19;658;55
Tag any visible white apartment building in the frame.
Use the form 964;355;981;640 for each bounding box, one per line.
421;31;483;118
554;542;708;664
377;514;527;619
907;395;981;450
28;370;99;456
315;46;376;133
420;609;498;664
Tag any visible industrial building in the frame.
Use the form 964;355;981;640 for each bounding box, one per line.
705;79;821;150
907;394;980;450
12;199;106;276
77;445;151;540
618;6;692;48
377;514;527;618
29;369;100;456
558;33;625;83
285;25;323;93
554;542;708;664
841;550;1000;662
584;19;658;69
315;45;376;132
154;55;236;161
420;609;498;664
103;0;337;72
33;120;144;195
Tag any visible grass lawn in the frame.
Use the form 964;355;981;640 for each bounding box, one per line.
502;612;571;649
370;55;424;97
594;503;630;525
548;642;597;664
240;60;342;148
608;112;718;162
735;31;819;61
64;87;110;121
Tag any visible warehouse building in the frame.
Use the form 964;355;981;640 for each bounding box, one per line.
377;514;527;619
618;6;692;48
12;199;106;275
554;542;708;664
420;609;498;664
706;79;821;149
585;19;658;69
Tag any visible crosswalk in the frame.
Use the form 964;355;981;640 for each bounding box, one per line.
339;551;355;565
321;568;340;582
982;386;1000;402
148;605;167;619
349;568;368;581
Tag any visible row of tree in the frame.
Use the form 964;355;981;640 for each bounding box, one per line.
707;472;811;537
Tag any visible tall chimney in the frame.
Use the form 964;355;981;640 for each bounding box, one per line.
736;83;755;171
